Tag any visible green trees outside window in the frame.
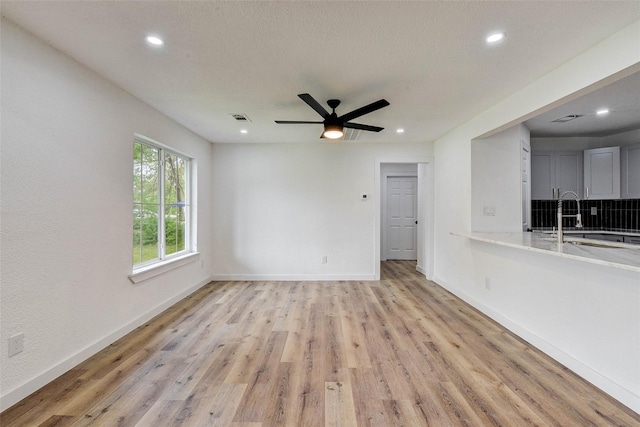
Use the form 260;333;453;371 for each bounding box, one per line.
133;139;190;266
164;152;187;256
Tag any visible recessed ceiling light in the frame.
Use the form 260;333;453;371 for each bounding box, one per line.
486;32;505;44
240;129;248;134
396;128;405;134
596;109;610;115
145;35;164;46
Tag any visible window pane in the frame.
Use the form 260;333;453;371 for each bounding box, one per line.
141;144;159;204
164;152;185;205
138;205;159;263
165;152;187;255
165;205;186;255
133;209;142;264
133;141;159;266
133;142;143;203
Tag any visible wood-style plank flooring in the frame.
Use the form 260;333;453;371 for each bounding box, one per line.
2;261;638;426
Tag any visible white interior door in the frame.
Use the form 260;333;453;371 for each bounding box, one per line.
386;177;417;260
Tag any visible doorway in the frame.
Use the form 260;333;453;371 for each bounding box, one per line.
375;158;434;281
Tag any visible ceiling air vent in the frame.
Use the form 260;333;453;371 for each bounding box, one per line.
343;128;361;141
552;114;584;123
230;114;251;122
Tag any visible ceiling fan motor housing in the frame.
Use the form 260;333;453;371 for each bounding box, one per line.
327;99;341;110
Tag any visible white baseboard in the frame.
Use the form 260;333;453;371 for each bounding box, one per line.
210;273;376;281
0;275;213;412
431;275;640;415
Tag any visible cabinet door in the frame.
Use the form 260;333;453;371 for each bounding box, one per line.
584;147;620;200
621;143;640;199
531;151;582;200
556;152;583;198
531;152;555;200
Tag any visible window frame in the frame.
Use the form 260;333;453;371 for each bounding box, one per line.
130;134;197;282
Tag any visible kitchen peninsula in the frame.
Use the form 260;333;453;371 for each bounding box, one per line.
452;231;640;272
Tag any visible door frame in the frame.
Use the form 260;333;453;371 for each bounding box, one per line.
521;139;531;231
375;156;434;280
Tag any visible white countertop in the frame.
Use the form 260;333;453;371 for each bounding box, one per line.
452;231;640;273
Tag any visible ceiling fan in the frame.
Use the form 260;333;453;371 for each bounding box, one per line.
275;93;390;140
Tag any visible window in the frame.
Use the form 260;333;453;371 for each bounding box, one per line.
133;136;193;268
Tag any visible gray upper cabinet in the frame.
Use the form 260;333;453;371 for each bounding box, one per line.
621;143;640;199
531;152;554;200
584;146;620;200
531;151;583;200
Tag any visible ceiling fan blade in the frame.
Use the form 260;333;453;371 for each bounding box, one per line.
343;122;384;132
339;99;390;122
275;120;324;124
298;93;330;118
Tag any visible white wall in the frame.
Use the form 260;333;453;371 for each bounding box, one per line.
433;19;640;412
416;163;434;278
471;124;529;232
210;142;432;280
467;242;640;408
0;19;213;410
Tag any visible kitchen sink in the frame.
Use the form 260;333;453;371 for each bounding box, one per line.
540;236;640;249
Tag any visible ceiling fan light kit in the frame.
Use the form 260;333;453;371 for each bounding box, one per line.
323;124;344;139
275;93;389;141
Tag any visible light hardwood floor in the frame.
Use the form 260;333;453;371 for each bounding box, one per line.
2;261;638;426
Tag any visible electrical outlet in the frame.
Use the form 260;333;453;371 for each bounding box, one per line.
321;255;328;264
9;333;24;357
591;207;598;216
484;277;491;290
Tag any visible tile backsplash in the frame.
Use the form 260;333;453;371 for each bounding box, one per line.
531;199;640;232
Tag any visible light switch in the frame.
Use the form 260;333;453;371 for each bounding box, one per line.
483;206;496;216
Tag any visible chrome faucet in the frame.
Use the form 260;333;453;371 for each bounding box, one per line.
557;190;583;243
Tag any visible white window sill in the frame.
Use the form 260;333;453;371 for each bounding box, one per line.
129;252;200;283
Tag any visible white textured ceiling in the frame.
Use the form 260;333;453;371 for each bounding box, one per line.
2;1;639;143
